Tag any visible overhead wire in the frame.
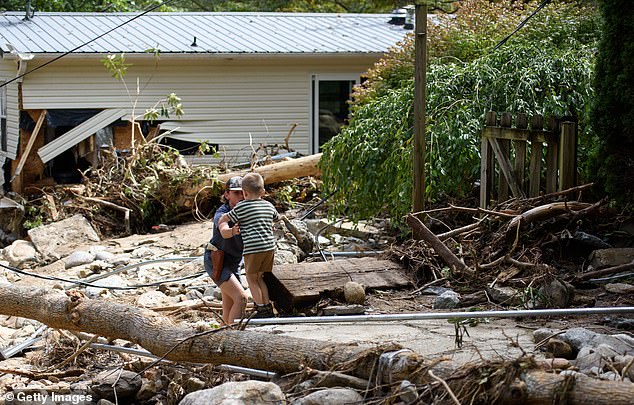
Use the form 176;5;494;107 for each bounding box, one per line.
0;0;177;89
491;0;553;52
0;258;206;290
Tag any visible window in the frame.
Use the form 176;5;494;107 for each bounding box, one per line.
311;74;359;154
1;82;6;152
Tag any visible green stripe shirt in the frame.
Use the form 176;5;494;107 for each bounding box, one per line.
226;199;279;255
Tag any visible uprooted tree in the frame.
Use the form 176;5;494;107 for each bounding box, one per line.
1;284;633;404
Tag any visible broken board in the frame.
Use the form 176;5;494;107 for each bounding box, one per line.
266;257;411;310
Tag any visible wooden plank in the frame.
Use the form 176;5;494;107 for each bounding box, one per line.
529;141;543;197
10;109;46;183
489;137;525;199
513;139;526;193
266;258;411;310
546;134;558;194
480;135;493;209
558;121;576;191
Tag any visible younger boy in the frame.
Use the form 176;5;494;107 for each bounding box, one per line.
219;172;280;318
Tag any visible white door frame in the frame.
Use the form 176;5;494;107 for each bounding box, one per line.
310;73;360;154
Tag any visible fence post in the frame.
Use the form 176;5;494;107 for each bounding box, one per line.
546;117;559;193
480;111;496;208
514;113;528;193
558;121;577;191
528;115;544;197
497;112;512;201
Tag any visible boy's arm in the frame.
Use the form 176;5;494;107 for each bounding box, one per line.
218;214;239;239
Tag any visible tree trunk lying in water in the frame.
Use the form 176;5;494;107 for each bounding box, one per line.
1;284;633;405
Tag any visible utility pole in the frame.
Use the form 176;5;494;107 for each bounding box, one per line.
413;3;427;214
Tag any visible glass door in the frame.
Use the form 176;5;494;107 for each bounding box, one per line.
311;74;359;153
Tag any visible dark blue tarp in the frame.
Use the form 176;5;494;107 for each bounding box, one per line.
46;109;102;128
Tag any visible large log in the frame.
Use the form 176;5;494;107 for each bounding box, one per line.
218;153;322;185
1;285;633;404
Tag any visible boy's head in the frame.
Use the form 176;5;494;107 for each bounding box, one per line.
241;172;265;197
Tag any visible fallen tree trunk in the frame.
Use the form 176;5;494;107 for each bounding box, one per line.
2;285;634;404
218;153;322;185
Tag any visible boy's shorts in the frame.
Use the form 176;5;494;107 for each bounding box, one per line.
243;250;274;275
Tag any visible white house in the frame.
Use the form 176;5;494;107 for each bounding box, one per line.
0;10;412;191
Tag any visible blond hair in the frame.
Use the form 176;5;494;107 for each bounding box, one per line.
241;172;264;194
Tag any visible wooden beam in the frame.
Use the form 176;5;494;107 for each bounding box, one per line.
10;109;46;183
489;137;526;199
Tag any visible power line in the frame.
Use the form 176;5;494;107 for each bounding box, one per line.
0;0;176;89
492;0;552;52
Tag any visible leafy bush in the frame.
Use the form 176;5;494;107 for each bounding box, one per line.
589;0;634;205
321;0;600;223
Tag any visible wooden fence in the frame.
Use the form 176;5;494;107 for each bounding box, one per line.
480;111;577;208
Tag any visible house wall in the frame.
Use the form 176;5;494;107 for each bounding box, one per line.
0;58;20;160
20;54;379;165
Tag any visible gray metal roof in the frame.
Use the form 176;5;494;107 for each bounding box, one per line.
0;12;412;55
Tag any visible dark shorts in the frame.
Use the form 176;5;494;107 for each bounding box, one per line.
204;249;242;285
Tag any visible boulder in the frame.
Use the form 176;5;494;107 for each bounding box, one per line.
179;381;284;405
28;214;100;260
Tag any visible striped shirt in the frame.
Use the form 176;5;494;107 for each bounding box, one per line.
226;199;279;255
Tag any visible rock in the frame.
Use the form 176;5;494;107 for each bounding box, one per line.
282;218;316;256
434;290;461;309
131;246;156;258
2;240;38;267
537;278;574;308
27;214;100;260
179;381;285;405
420;286;451;296
397;380;418;404
343;281;365;305
90;369;142;401
136;291;172;308
535;327;634;357
85;275;128;298
64;251;96;269
274;248;299;265
184;377;206;393
604;283;634;294
291;388;363;405
545;338;574;359
93;250;116;261
589;248;634;269
486;286;521;306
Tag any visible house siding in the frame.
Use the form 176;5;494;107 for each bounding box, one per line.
0;59;20;160
20;55;376;163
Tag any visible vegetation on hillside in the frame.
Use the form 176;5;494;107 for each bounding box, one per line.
321;0;601;224
589;0;634;205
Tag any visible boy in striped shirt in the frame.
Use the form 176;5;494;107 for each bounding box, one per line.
219;172;281;318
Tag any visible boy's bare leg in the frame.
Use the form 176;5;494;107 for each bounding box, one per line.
246;273;264;305
220;275;248;324
258;273;270;304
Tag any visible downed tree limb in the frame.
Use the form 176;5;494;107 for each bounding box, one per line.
218;153;322;185
2;285;634;404
573;260;634;282
406;214;474;278
507;202;592;231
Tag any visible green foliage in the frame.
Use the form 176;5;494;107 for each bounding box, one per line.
589;0;634;205
322;0;600;224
